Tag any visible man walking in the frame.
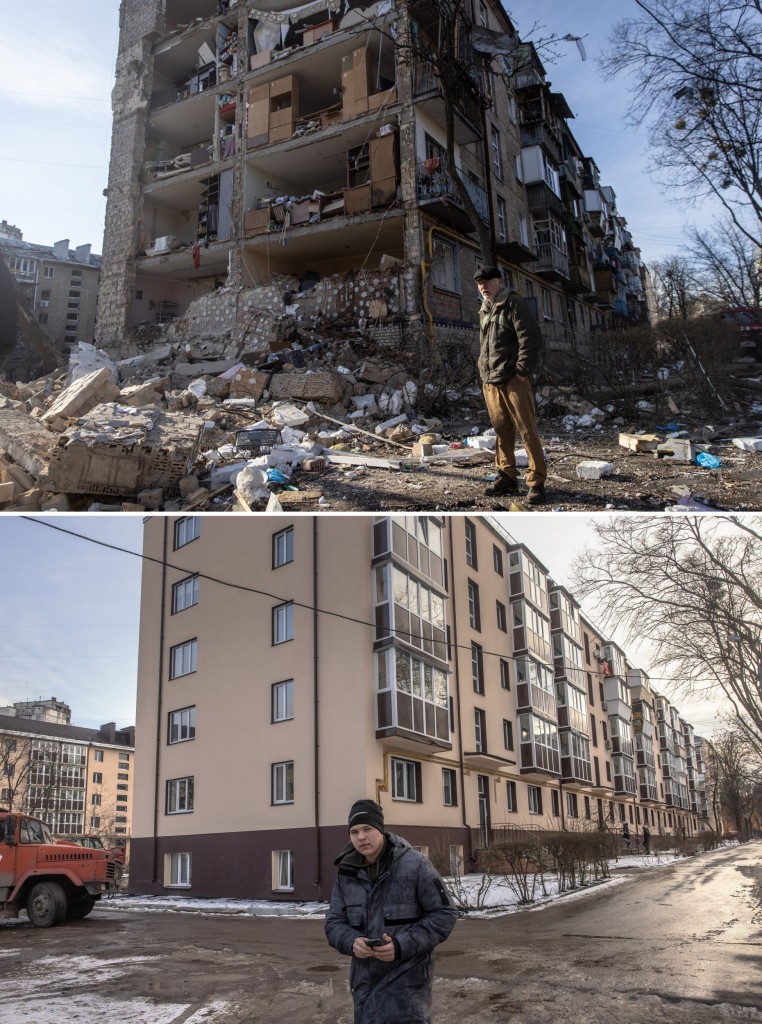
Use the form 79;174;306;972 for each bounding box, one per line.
474;265;547;504
325;798;458;1024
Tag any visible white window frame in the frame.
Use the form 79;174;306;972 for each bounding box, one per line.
166;776;194;814
93;749;104;762
168;706;196;744
274;850;294;891
168;852;192;888
503;719;513;750
92;772;102;785
273;527;294;568
442;767;457;807
528;785;542;814
272;679;294;722
174;516;200;549
391;757;418;801
490;125;503;179
506;780;517;812
172;574;199;613
273;602;294;645
272;761;294;804
170;639;197;678
496;196;507;243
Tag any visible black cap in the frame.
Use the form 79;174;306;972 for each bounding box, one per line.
348;799;385;833
474;265;502;281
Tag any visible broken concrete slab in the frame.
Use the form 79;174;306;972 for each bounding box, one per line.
269;371;346;405
173;360;240;378
228;368;270;400
0;407;55;479
39;408;204;498
42;368;120;425
656;438;695;462
732;437;762;452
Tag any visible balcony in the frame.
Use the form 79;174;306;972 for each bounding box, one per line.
417;158;489;235
526;182;563;217
561;752;592;784
517;680;557;720
413;61;482;144
566;265;593;295
534;242;569;282
520;122;561;162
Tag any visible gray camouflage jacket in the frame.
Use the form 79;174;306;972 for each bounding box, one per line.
325;832;458;1024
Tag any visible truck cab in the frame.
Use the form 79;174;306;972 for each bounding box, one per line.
0;809;123;927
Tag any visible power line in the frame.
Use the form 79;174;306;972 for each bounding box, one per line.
19;517;709;693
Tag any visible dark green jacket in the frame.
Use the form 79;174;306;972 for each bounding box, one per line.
325;832;457;1024
477;288;542;384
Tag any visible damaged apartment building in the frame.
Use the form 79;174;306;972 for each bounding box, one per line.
97;0;649;362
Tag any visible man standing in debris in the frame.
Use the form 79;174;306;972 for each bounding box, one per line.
474;266;547;504
325;798;458;1024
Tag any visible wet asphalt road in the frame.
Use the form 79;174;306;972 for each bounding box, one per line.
1;842;760;1024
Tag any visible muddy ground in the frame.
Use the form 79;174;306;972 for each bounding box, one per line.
219;422;762;514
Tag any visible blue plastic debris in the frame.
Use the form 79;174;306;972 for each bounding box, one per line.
696;452;721;469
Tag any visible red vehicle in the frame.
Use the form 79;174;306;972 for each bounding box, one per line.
0;809;123;927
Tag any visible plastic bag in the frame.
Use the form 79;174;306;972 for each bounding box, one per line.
696;452;721;469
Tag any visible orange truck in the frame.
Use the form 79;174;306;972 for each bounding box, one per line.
0;809;123;927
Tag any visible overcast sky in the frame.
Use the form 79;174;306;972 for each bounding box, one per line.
0;513;722;736
0;0;714;261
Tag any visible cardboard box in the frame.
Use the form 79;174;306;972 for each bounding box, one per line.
371;176;397;206
289;200;311;226
270;75;296;99
244;208;271;233
368;86;397;110
269;107;293;128
250;50;271;70
303;20;334;45
269;123;293;143
343;183;371;214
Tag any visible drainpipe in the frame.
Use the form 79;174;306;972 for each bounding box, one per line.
447;523;473;868
313;518;321;889
152;518;169;884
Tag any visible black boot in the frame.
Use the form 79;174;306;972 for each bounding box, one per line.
485;474;520;497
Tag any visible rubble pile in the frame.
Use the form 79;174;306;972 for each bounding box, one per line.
0;320;761;512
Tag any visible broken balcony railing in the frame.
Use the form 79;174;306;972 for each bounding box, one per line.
416;157;490;227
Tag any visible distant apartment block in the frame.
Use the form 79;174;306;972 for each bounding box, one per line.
0;220;101;379
0;698;134;848
131;515;703;901
98;0;649;361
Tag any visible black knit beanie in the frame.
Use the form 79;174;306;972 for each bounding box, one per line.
348;798;385;833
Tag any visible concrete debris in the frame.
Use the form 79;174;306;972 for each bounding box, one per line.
576;460;615;480
1;280;761;511
732;437;762;452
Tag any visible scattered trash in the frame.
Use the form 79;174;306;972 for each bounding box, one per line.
695;452;721;469
576;460;615;480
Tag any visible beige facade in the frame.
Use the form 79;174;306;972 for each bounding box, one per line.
132;514;703;901
0;700;134;849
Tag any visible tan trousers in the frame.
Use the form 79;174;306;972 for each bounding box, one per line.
483;376;547;488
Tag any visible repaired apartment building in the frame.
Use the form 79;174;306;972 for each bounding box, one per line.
131;514;703;901
0;698;135;849
0;220;101;380
97;0;648;360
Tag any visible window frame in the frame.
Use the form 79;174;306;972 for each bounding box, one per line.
391;756;421;802
272;602;294;645
272;527;294;569
166;776;194;814
272;761;295;805
174;516;200;550
172;574;199;613
442;767;457;807
503;719;514;751
168;851;192;888
169;638;198;679
168;705;196;744
272;679;294;723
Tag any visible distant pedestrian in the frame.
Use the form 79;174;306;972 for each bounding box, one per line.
642;825;651;854
325;799;458;1024
622;822;631;849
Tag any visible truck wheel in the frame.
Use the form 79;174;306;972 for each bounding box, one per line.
67;895;97;920
26;881;67;927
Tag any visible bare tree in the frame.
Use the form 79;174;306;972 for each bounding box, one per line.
649;256;701;319
686;219;762;308
704;730;762;838
601;0;762;248
571;516;762;749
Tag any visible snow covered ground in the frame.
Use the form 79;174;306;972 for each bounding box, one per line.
97;849;684;921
